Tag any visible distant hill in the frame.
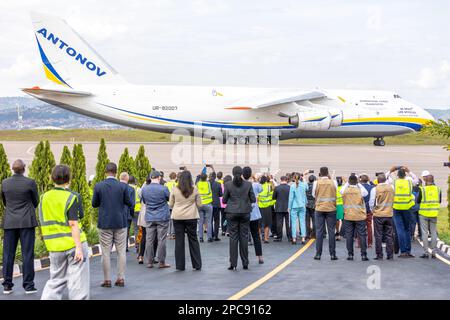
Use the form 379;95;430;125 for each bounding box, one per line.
0;96;448;130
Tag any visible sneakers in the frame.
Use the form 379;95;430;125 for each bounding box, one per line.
25;287;38;295
3;286;13;295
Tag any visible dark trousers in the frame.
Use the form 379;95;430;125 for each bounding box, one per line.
271;207;277;236
126;219;132;249
306;207;316;239
220;208;227;233
2;227;35;290
345;220;367;256
249;219;263;256
212;207;221;239
393;209;412;254
314;211;336;256
227;213;250;267
276;212;292;241
410;210;422;240
173;219;202;270
373;216;394;258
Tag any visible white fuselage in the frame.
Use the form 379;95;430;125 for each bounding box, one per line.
29;84;434;140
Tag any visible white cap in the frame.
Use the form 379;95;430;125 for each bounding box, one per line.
89;174;95;181
421;170;431;177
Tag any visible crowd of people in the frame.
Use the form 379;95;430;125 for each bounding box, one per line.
0;159;443;300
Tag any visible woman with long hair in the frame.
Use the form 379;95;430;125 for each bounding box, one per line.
222;166;256;270
288;172;308;245
169;170;203;271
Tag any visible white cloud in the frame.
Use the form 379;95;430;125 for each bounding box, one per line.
409;60;450;89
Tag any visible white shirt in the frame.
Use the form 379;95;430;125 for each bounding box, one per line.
340;182;369;197
385;171;418;185
369;182;395;211
312;177;338;198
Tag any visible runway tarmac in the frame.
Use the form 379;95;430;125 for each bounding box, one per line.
1;142;448;203
0;238;449;300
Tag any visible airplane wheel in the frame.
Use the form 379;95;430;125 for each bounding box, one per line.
373;140;379;146
258;136;268;144
248;136;258;144
237;136;247;144
378;139;386;146
227;136;236;144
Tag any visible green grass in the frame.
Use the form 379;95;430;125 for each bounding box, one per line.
437;207;450;245
0;129;448;145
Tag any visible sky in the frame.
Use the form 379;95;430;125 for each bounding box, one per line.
0;0;449;108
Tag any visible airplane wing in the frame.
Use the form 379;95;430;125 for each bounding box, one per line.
225;90;326;110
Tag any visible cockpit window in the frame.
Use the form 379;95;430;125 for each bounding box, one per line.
393;94;401;98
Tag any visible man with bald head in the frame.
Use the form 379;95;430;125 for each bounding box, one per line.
1;159;39;294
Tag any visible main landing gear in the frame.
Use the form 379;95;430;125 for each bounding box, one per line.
373;137;386;147
224;135;279;145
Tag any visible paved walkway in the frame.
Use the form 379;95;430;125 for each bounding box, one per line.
1;236;449;300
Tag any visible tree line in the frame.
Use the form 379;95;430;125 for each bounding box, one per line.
0;139;152;236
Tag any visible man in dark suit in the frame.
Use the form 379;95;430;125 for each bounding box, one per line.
1;159;39;295
273;176;292;242
92;162;132;288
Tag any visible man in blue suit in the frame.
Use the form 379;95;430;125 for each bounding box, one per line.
92;163;132;288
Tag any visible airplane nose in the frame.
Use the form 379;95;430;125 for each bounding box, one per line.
422;109;435;122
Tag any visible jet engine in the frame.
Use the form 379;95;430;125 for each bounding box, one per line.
288;110;332;131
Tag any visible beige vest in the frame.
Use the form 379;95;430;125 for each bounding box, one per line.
342;186;366;221
373;184;394;218
315;179;337;212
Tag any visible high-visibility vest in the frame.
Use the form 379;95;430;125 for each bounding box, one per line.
269;184;276;206
258;183;273;208
217;179;224;185
315;179;337;212
165;180;177;192
373;184;394;217
132;185;141;212
336;186;344;205
419;185;440;217
342;186;366;221
39;188;87;252
197;181;212;205
393;179;415;210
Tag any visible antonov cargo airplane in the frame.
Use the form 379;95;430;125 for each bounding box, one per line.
23;11;435;146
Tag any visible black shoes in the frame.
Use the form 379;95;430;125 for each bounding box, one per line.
228;266;237;271
273;239;282;242
243;266;249;270
3;286;13;295
420;253;429;259
25;287;37;295
386;256;393;260
361;255;369;261
199;238;204;243
331;254;338;261
207;238;213;243
313;254;321;260
347;254;354;261
214;238;221;241
374;255;383;260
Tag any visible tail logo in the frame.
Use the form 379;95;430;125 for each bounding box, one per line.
36;28;107;77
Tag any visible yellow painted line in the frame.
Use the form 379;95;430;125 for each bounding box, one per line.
343;117;431;124
126;114;170;125
227;239;315;300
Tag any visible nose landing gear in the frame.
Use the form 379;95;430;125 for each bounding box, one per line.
373;137;385;146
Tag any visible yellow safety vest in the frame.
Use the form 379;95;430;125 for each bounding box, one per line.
217;179;224;185
269;185;276;206
132;185;141;212
336;186;344;205
393;179;415;210
165;180;177;192
258;183;273;208
39;188;87;252
419;185;440;217
197;181;212;205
